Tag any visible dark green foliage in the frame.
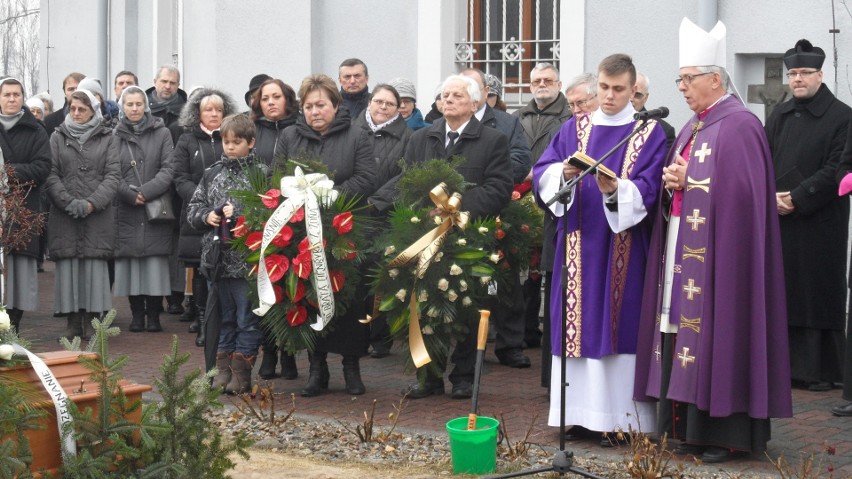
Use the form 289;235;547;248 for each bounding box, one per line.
395;157;470;208
0;379;44;478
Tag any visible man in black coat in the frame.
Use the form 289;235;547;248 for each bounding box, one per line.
146;65;188;143
43;72;85;133
764;39;851;392
338;58;371;122
403;74;512;399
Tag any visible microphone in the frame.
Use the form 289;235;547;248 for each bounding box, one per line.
633;107;669;120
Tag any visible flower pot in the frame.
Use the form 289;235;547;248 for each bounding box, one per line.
0;350;152;477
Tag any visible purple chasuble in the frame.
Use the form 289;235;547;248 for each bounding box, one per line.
533;114;667;359
634;96;793;419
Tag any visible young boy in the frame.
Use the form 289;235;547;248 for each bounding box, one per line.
188;114;265;394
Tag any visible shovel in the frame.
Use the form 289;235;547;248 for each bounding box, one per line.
467;309;491;430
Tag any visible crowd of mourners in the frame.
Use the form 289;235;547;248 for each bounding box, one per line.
4;18;852;464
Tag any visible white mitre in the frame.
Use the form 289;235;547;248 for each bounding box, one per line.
678;17;726;68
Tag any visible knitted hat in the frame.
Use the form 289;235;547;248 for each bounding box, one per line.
678;17;726;68
245;73;271;106
78;77;104;99
388;77;417;101
485;74;503;97
784;39;825;70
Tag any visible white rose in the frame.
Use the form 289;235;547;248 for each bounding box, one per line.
395;289;408;301
0;310;9;331
388;268;399;279
418;290;429;302
480;275;492;285
456;238;467;246
450;264;463;276
447;290;458;302
384;245;396;256
422;325;434;335
478;226;489;234
437;278;449;291
434;216;443;225
427;306;439;318
459;280;468;292
489;253;500;264
410;216;421;224
462;297;472;306
444;315;453;324
0;344;14;360
434;252;443;262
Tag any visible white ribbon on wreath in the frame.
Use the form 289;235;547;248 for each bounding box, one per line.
254;167;339;331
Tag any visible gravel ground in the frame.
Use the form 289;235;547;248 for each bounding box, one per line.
210;400;784;479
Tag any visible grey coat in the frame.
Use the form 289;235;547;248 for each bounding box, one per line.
46;122;121;259
113;115;176;258
281;108;377;200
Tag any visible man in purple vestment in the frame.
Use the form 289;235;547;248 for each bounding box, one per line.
633;18;792;463
532;54;667;445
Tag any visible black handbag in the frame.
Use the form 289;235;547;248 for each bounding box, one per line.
128;144;176;223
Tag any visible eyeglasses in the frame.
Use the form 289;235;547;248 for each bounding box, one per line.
786;70;820;79
399;99;415;106
675;72;713;87
531;78;558;86
371;99;398;109
567;96;596;111
633;91;647;100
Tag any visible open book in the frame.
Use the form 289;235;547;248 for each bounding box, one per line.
568;151;616;180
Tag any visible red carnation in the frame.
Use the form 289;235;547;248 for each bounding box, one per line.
495;229;506;240
231;216;249;238
290;207;305;223
245;231;264;251
330;270;345;293
272;225;294;248
260;189;281;209
287;280;307;303
286;305;308;327
292;251;313;279
265;254;289;282
332;212;354;234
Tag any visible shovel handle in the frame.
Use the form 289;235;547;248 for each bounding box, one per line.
476;309;490;351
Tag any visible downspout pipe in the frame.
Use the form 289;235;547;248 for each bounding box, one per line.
697;0;718;31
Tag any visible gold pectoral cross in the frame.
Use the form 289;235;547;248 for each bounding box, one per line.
678;346;696;368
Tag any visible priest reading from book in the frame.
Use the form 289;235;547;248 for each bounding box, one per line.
633;18;792;464
532;53;667;447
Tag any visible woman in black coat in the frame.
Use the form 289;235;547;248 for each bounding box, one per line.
113;86;175;333
0;78;51;333
172;88;240;346
281;74;377;397
46;89;120;340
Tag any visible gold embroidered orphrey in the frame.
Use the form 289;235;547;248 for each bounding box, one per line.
562;114;657;356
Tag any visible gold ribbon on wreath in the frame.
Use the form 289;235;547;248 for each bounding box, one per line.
385;182;470;368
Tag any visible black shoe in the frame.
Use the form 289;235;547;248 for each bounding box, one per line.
523;338;541;348
300;355;329;397
701;447;744;464
129;313;145;333
807;381;833;392
831;402;852;417
600;432;629;448
496;349;531;368
146;314;163;332
167;303;185;315
258;347;279;380
342;356;366;395
450;382;473;399
280;351;298;380
564;426;594;441
674;443;706;456
370;346;391;359
403;380;445;399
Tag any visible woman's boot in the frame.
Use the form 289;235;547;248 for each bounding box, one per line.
280;351;298;380
225;353;255;395
342;355;366;395
300;351;329;397
211;352;232;392
183;295;198;325
193;272;207;346
258;340;279;380
145;295;163;332
81;313;97;340
60;313;83;341
8;308;23;334
128;296;146;333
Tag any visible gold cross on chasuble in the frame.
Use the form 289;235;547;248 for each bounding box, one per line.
683;278;702;300
678;346;695;368
686;209;705;231
693;142;712;163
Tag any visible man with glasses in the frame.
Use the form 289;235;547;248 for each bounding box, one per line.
632;72;675;150
533;54;667;446
514;62;572;386
338;58;371;121
564;73;599;116
765;40;851;396
634;18;792;463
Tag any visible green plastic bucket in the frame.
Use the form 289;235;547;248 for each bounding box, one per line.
445;416;500;475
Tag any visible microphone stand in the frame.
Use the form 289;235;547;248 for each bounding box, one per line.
487;118;649;479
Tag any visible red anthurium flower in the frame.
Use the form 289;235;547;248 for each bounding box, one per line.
292;251;313;279
265;254;289;282
342;240;357;260
286;305;308;327
260;189;281;208
272;284;284;303
495;229;506;240
332;212;354;234
298;236;327;253
231;216;249;238
272;225;294;248
288;281;306;303
290;207;305;223
245;231;264;251
330;270;345;293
